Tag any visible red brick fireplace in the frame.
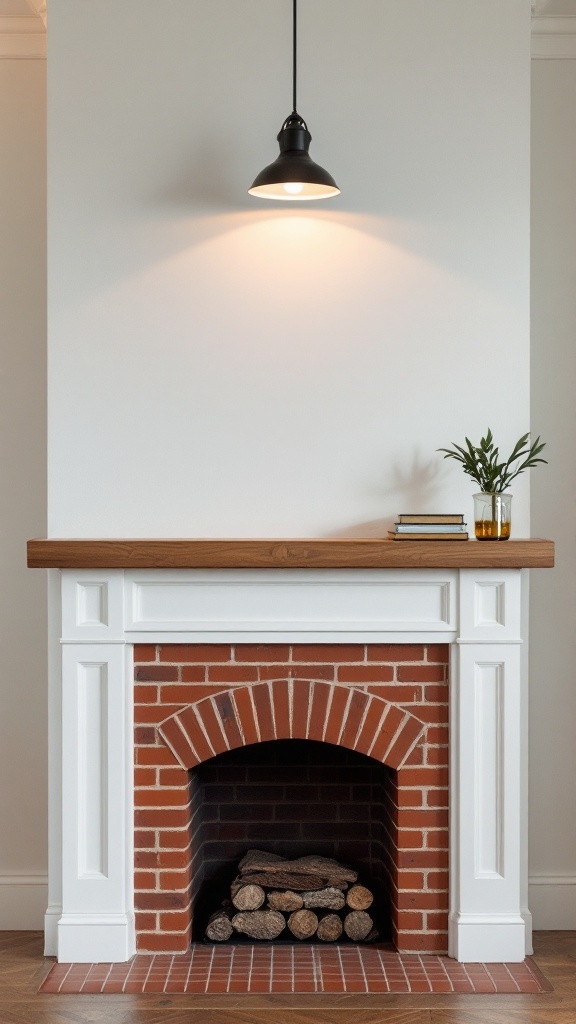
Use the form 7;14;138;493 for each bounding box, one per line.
133;642;450;954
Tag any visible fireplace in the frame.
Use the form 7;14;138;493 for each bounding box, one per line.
133;643;449;954
26;538;554;964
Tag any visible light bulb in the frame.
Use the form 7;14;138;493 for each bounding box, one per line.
283;182;304;195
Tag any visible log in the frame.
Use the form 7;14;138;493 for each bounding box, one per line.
345;884;374;911
205;908;234;942
365;927;380;944
267;890;303;913
239;870;336;891
239;850;357;884
301;887;346;911
231;883;265;912
232;910;286;941
343;910;374;942
316;913;343;942
287;909;319;941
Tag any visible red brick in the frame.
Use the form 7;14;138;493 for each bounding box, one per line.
427;911;449;931
134;767;157;787
397;830;425;850
425;829;449;848
135;912;156;931
339;688;370;748
259;664;334;681
386;717;426;769
137;933;189;953
397;665;446;683
159;870;191;891
425;744;449;766
134;726;156;745
135;788;189;808
134;871;157;890
366;684;423;702
399;767;448;787
412;705;449;724
338;666;394;684
195;699;229;755
425;644;449;663
208;665;258;683
396;870;425;889
369;705;405;762
135;890;188;911
396;788;425;808
396;932;448;953
424;685;449;702
135;704;181;725
180;666;207;683
134;830;156;849
426;787;449;806
308;681;331;741
175;706;215;763
136;746;177;766
252;683;275;742
135;808;190;829
135;666;179;682
403;745;425;765
354;698;388;757
159;910;191;930
425;725;449;744
158;684;210;703
158;717;198;768
398;808;448;828
212;690;243;749
367;644;424;662
231;687;259;746
323;685;351;746
398;849;449;869
292;644;365;662
397;890;449;911
159;644;231;663
234;645;290;662
396;911;424;930
134;685;159;703
135;851;159;868
272;679;291;739
158;767;188;786
291;678;311;739
134;645;157;662
427;871;449;889
159;830;191;850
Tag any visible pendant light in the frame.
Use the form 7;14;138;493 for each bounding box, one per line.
249;0;340;201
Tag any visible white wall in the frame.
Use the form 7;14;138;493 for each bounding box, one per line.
0;58;47;926
530;55;576;928
47;0;531;539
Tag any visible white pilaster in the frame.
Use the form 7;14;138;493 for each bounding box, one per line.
58;571;135;963
449;569;526;962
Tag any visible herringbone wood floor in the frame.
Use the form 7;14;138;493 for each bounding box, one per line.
0;931;574;1023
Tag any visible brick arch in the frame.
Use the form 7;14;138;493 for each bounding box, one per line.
159;679;426;772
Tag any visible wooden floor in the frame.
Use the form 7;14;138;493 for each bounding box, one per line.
1;930;575;1023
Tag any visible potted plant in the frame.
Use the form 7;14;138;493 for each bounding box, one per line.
437;429;547;540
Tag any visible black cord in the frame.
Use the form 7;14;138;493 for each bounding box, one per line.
292;0;297;113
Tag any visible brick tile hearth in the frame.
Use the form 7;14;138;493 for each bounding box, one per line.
133;643;450;955
40;947;552;995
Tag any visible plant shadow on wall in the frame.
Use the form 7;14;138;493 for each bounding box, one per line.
328;451;448;539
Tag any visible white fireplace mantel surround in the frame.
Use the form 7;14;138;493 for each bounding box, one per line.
33;541;554;965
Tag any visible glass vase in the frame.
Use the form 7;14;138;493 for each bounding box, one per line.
474;492;512;541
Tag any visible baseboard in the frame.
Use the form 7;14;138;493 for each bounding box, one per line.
529;876;576;929
0;875;48;929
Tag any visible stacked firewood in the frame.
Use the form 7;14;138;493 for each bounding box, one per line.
205;850;377;943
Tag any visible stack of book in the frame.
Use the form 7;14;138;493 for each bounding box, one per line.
389;513;468;541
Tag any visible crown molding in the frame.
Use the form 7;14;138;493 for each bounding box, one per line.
24;0;46;27
0;14;45;59
532;15;576;58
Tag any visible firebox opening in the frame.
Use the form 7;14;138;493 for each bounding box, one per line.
189;739;395;944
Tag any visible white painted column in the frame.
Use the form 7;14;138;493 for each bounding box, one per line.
58;571;135;963
449;569;526;962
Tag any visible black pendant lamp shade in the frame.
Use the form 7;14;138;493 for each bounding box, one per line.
249;0;340;201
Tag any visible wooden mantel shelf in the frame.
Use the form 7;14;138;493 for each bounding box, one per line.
27;538;554;570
